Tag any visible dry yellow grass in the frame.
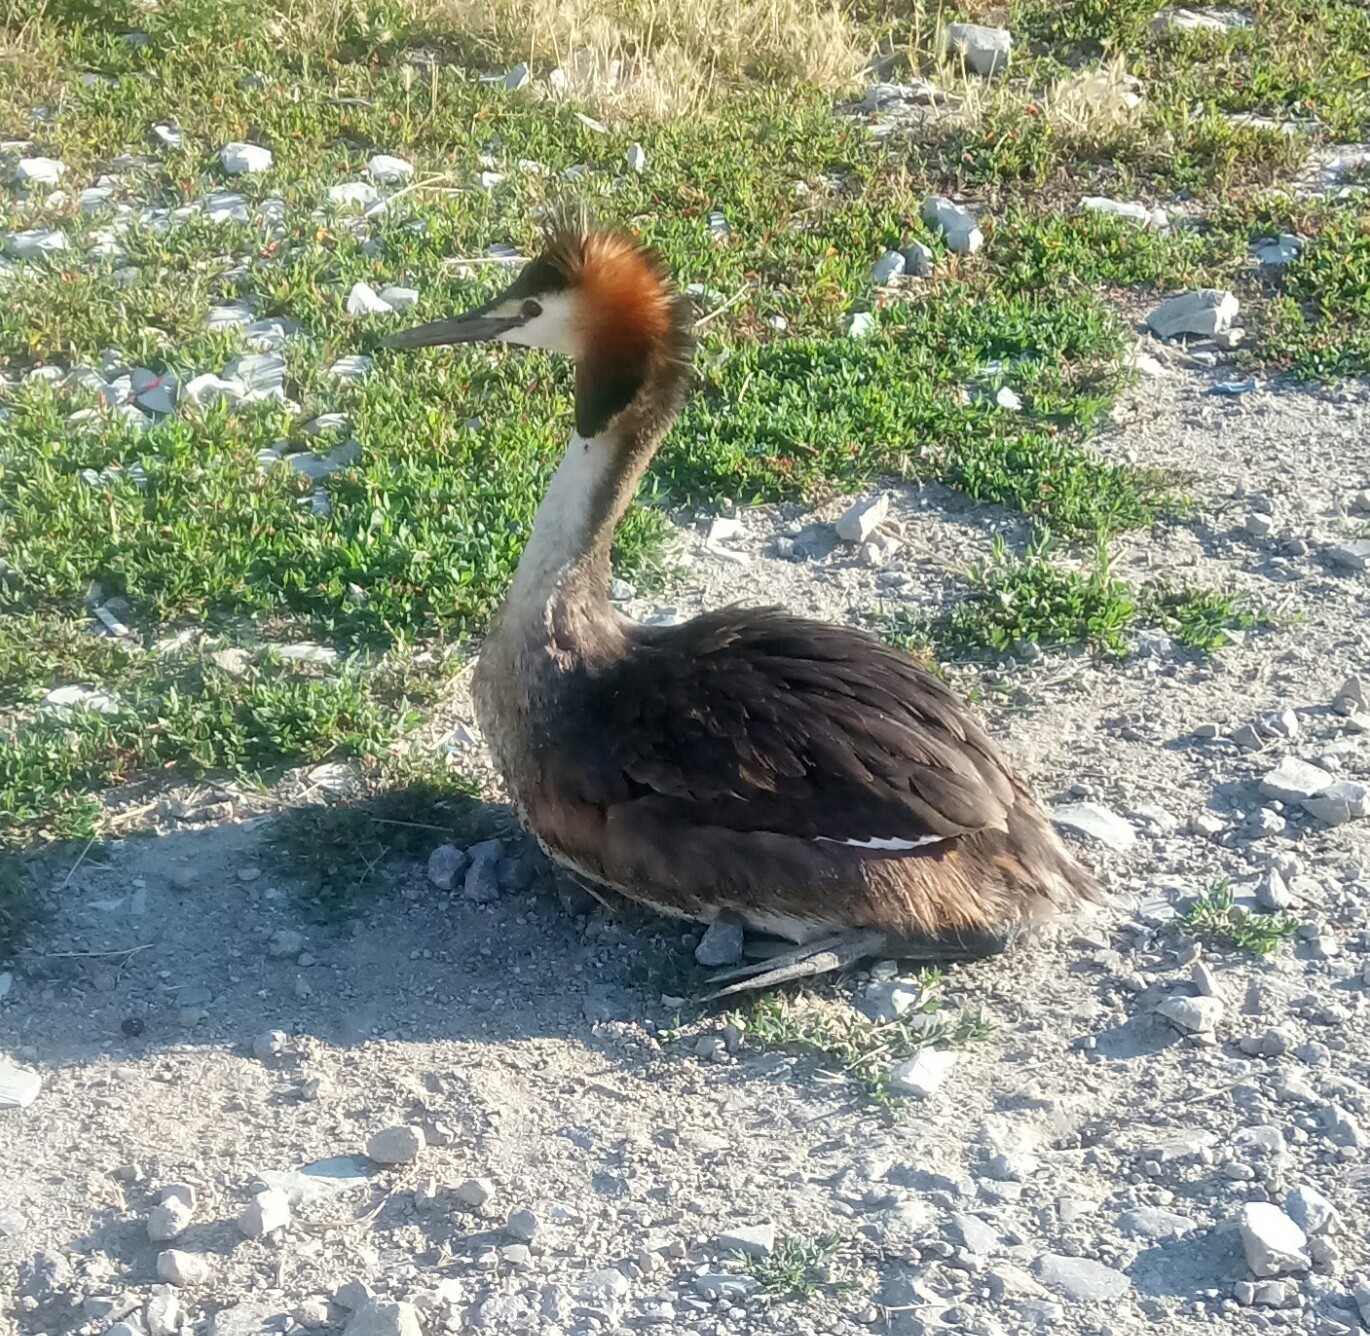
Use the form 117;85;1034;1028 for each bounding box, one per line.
271;0;873;119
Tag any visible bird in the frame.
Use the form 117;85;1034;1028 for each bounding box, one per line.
382;207;1109;997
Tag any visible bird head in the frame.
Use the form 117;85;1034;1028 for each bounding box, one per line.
383;207;694;438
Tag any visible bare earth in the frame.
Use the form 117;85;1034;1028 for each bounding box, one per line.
3;364;1369;1336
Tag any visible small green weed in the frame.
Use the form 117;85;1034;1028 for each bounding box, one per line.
909;533;1265;658
745;1234;853;1301
1180;879;1298;956
734;973;991;1105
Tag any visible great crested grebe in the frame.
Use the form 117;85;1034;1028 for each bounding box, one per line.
383;209;1106;995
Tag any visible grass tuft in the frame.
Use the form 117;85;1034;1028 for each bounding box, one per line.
745;1233;853;1301
733;970;991;1105
1180;879;1299;956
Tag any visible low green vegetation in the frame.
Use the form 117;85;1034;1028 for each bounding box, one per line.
886;533;1265;658
1180;879;1299;956
734;970;991;1105
746;1234;854;1301
0;0;1365;945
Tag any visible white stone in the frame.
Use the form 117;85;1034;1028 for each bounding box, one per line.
1259;757;1334;803
221;142;273;174
452;1177;494;1208
6;228;68;259
1284;1185;1336;1235
889;1047;957;1097
366;1125;424;1164
872;250;905;283
835;493;888;543
1082;196;1157;227
346;281;393;316
328;354;373;381
1157;994;1224;1033
203;191;250;225
1301;781;1368;826
17;156;66;186
237;1188;291;1238
183;373;244;407
151;124;183;149
148;1186;195;1241
626;143;646;172
155;1249;210;1288
846;311;875;337
1052;802;1136;853
146;1290;183;1336
715;1223;775;1259
1151;6;1247;32
0;1056;42;1109
205;303;254;331
43;684;119;714
329;181;380;209
224;352;285;398
342;1300;422;1336
367;154;413;183
578;1268;630;1303
1148;289;1239;338
1255;234;1302;265
378;285;418;311
945;22;1012;76
1238;1202;1309;1277
921;196;983;253
995;385;1023;411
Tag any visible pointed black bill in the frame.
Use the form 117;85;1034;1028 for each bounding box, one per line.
380;310;525;350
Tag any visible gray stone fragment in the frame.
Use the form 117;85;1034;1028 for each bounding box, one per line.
1033;1254;1131;1301
695;1273;760;1299
1052;801;1135;852
1284;1184;1337;1235
945;22;1012;75
1259;757;1334;803
835;493;888;543
342;1300;422;1336
715;1222;775;1259
695;916;745;966
147;1185;195;1241
1238;1202;1309;1276
236;1188;291;1238
208;1302;286;1336
156;1251;212;1286
889;1047;957;1097
948;1212;1000;1254
1157;994;1223;1033
1257;868;1294;911
1302;781;1369;826
452;1178;495;1208
462;838;504;902
426;844;468;890
1327;540;1370;572
366;1125;424;1165
1117;1207;1195;1239
1147;289;1239;339
506;1207;539;1241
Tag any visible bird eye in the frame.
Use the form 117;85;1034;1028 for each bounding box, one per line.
521;299;543;318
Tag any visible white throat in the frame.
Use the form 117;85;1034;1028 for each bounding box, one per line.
502;430;614;620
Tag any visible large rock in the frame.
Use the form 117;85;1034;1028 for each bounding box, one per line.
1259;757;1333;803
366;1126;424;1165
1157;994;1224;1034
1147;289;1239;338
1301;781;1369;826
221;142;273;174
1237;1202;1309;1276
835;494;888;543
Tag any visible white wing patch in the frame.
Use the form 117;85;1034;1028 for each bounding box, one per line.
816;834;947;851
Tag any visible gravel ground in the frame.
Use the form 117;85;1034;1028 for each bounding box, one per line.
3;366;1370;1336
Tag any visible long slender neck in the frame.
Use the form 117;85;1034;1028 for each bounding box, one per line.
501;427;649;624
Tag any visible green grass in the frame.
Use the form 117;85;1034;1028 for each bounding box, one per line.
0;0;1366;938
885;533;1264;658
745;1234;854;1302
733;970;991;1105
1180;879;1299;956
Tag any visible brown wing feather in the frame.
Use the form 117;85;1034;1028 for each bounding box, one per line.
542;605;1016;845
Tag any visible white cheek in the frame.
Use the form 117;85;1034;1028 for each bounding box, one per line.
500;291;578;356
